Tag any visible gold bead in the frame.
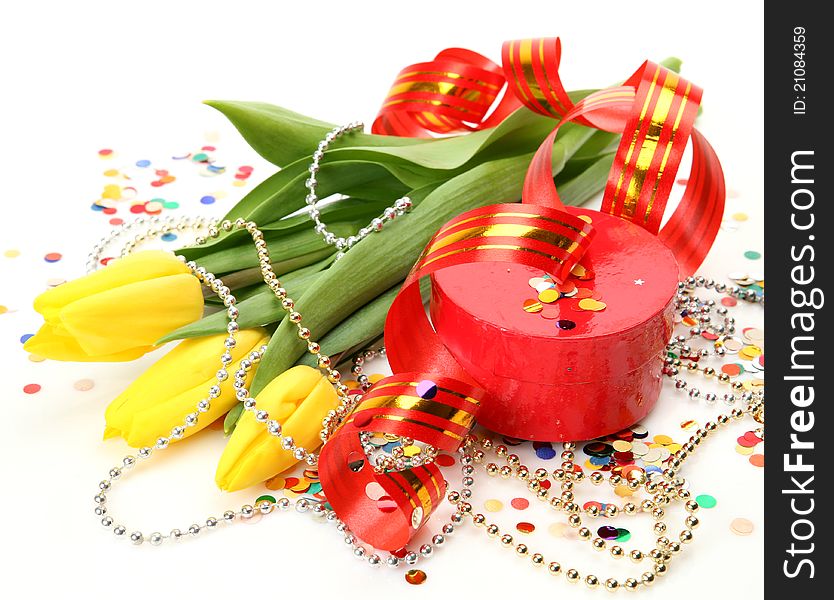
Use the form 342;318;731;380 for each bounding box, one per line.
642;572;656;586
586;505;600;517
537;488;549;500
703;367;715;377
495;444;508;457
578;527;591;539
515;543;528;556
457;501;472;514
685;500;699;513
480;438;493;449
486;524;499;537
610;545;624;558
685;516;700;529
500;534;513;546
680;529;694;543
630;549;644;562
549;497;563;510
498;465;512;479
568;514;581;527
561;490;574;503
548;562;562;575
507;454;520;467
624;578;639;591
653;522;667;534
585;575;599;588
566;569;580;583
590;472;604;485
472;514;486;526
531;553;544;566
516;466;530;481
553;469;566;481
668;541;683;553
654;563;668;576
656;536;670;549
592;537;606;551
623;502;637;515
605;578;619;592
649;549;664;562
605;504;619;517
560;451;575;462
528;480;541;492
535;468;548;481
485;463;499;476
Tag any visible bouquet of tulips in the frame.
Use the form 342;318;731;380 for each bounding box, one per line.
24;56;681;491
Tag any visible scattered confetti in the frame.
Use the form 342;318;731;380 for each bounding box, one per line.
28;354;46;363
732;212;748;222
200;195;216;205
695;494;717;509
730;518;754;536
744;250;761;260
516;522;535;534
484;499;504;512
23;383;41;394
20;333;34;344
98;148;114;158
510;497;530;510
73;378;95;391
4;249;21;258
749;454;764;467
405;569;427;585
44;252;62;263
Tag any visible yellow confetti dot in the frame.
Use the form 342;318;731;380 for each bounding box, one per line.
0;305;7;315
735;444;754;456
666;443;682;453
578;298;606;311
612;440;632;452
103;169;120;177
345;380;359;390
4;249;21;258
484;499;504;512
368;373;385;384
538;289;560;303
232;180;247;187
614;485;634;497
577;214;593;224
214;190;228;200
102;184;122;200
653;434;673;445
264;475;286;491
28;354;46;363
570;264;587;277
732;212;749;222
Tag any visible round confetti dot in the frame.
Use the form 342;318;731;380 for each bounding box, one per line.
0;305;7;315
416;379;438;399
484;499;504;512
44;252;62;263
522;298;543;313
434;453;455;467
73;378;95;391
612;440;632;452
653;434;673;445
721;363;743;377
695;494;717;509
732;212;748;222
109;218;124;226
135;159;151;168
721;296;738;307
4;249;21;258
744;250;761;260
163;200;180;209
510;497;530;510
535;446;557;460
555;319;576;330
376;496;397;513
161;233;178;242
541;307;560;319
730;518;754;536
28;354;46;363
98;148;113;157
364;482;386;501
735;444;754;456
516;522;535;534
20;333;34;344
598;525;619;540
200;195;216;205
614;528;631;542
538;288;560;303
23;383;41;394
405;569;427;585
749;454;765;467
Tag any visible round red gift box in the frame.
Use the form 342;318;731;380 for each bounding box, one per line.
429;206;678;441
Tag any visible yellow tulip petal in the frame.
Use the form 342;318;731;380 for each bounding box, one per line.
215;366;338;492
23;322;151;361
104;329;268;447
34;251;190;321
60;273;203;356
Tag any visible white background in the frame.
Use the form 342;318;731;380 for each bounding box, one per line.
0;1;763;599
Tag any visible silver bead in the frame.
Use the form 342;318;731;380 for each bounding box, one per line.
223;510;236;522
277;498;291;510
404;552;419;565
296;499;310;513
420;544;433;557
385;556;399;568
170;528;183;541
109;468;122;480
130;531;144;545
205;517;219;528
94;494;106;504
240;505;255;518
368;554;382;567
101;516;114;527
188;524;201;536
113;525;126;536
353;547;367;559
432;534;445;546
149;532;164;546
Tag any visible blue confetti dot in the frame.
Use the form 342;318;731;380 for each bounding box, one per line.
200;195;215;205
20;333;34;344
161;233;178;242
90;203;104;212
589;455;611;466
135;159;151;168
535;446;557;460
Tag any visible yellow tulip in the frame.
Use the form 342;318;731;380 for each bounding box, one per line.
215;366;339;492
104;328;269;448
23;250;204;361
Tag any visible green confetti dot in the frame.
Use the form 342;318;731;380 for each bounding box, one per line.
614;528;631;542
695;494;717;508
744;250;761;260
163;201;179;209
255;494;277;504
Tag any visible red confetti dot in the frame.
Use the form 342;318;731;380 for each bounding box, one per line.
202;146;216;152
721;296;738;307
510;497;530;510
129;204;146;214
44;252;62;263
238;165;254;174
23;383;41;394
150;180;164;187
109;218;123;226
98;148;113;156
516;522;536;534
100;257;114;266
102;207;117;215
434;453;456;467
377;496;398;513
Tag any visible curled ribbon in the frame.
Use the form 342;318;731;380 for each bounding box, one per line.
321;38;725;550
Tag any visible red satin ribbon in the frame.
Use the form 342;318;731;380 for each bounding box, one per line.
321;37;726;551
